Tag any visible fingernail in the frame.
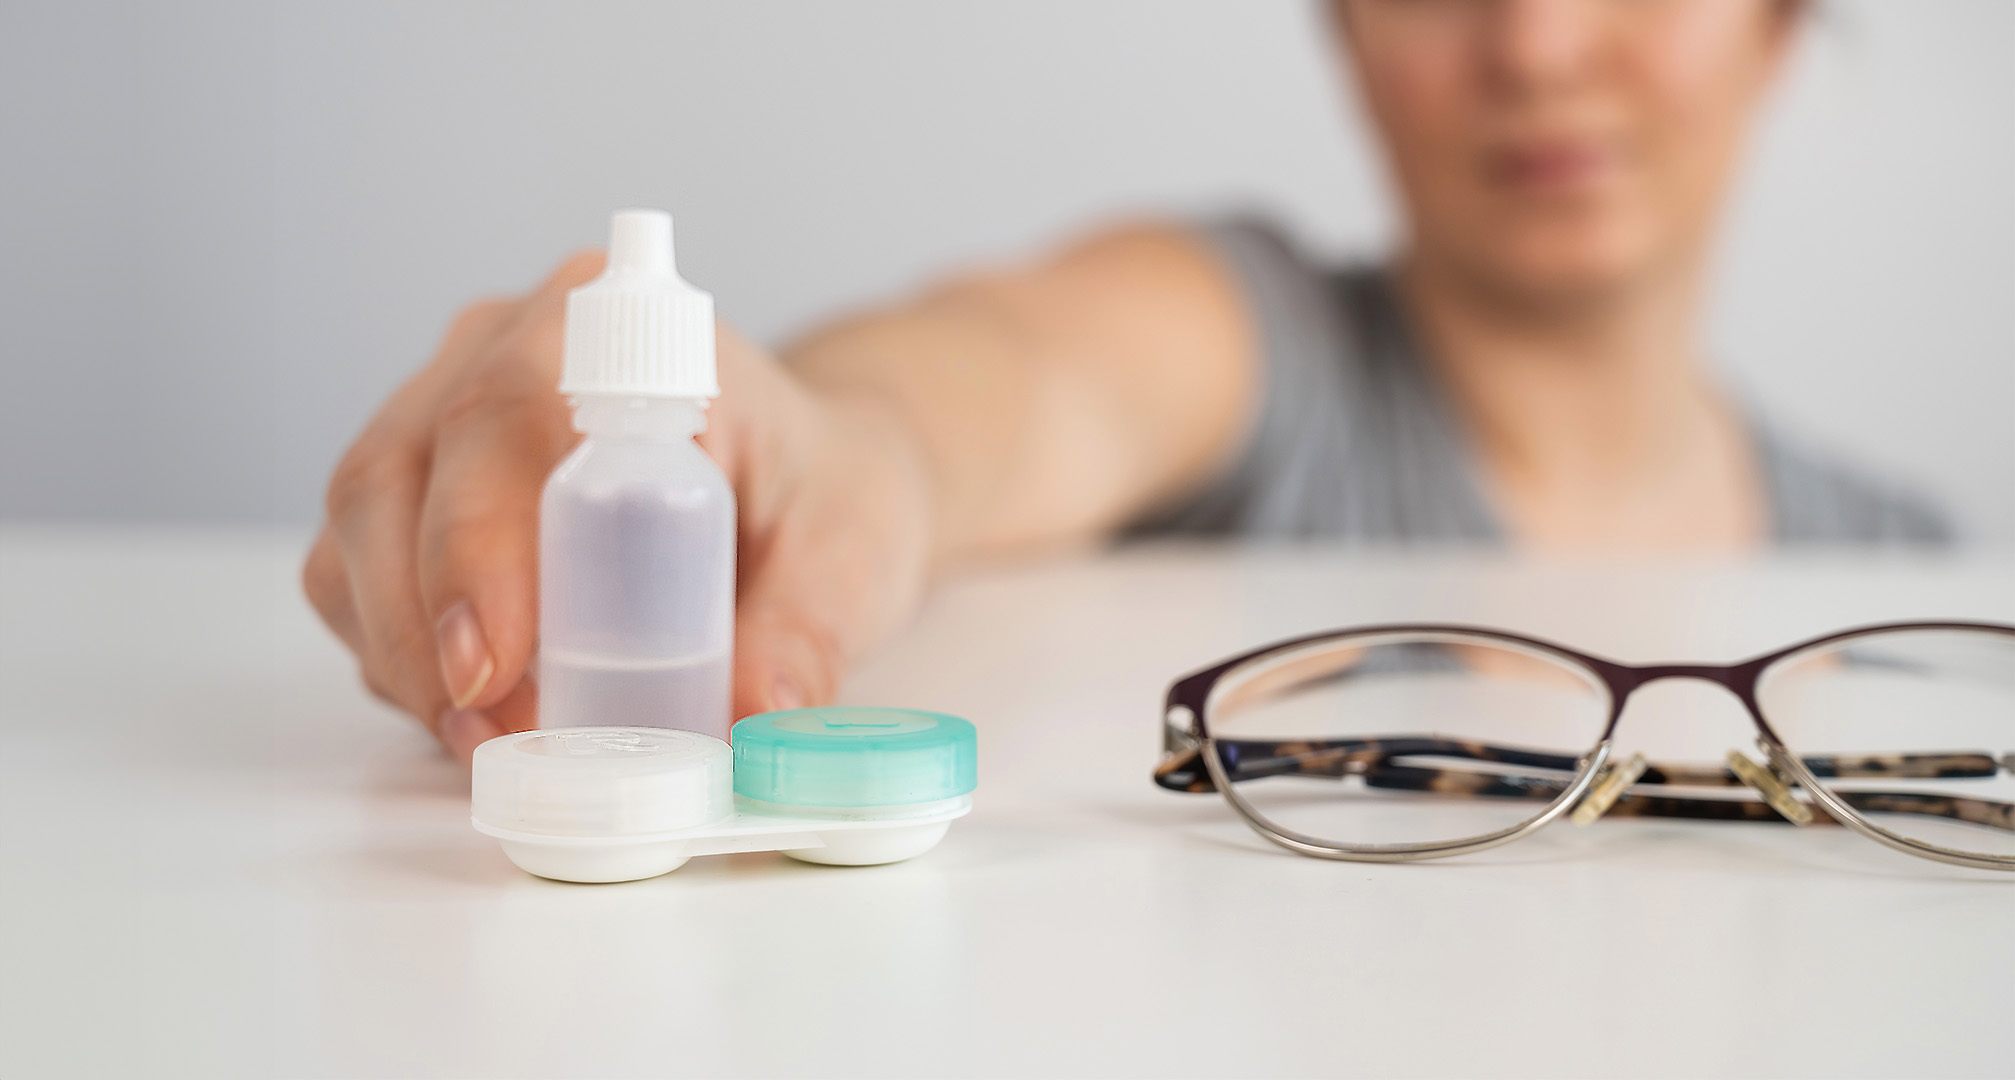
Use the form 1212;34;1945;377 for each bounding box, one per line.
436;601;495;709
440;707;502;764
770;673;805;712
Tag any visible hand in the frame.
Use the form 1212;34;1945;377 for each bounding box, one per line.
302;253;936;763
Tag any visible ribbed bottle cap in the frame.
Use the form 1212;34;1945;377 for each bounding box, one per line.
732;707;979;808
560;209;719;398
471;727;732;838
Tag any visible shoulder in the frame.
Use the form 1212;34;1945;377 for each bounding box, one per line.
1187;219;1394;390
1754;422;1958;547
1192;219;1344;327
1136;219;1497;541
1126;218;1366;536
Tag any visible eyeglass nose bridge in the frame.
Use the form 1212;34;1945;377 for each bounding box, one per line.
1576;659;1820;829
1591;659;1783;746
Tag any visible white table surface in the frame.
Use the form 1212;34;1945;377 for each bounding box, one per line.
2;529;2010;1079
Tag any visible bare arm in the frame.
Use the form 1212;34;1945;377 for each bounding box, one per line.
304;221;1260;760
786;222;1258;564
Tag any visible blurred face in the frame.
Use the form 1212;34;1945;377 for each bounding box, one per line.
1334;0;1798;305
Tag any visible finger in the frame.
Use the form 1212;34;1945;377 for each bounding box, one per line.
417;377;573;711
328;444;453;731
487;667;540;734
437;708;503;766
731;467;931;717
435;672;541;767
734;601;843;717
415;255;601;713
699;320;820;529
363;298;523;448
301;527;363;656
307;298;522;723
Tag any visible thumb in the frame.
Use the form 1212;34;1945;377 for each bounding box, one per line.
732;600;848;718
727;441;933;719
716;359;936;720
729;476;930;718
729;484;931;718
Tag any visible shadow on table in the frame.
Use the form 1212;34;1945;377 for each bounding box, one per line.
1083;796;2015;881
296;816;1054;898
1091;797;1605;867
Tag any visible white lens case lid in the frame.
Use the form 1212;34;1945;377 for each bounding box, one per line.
472;727;732;839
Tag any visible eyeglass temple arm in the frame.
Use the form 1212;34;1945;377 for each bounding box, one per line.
1364;760;2015;833
1154;737;2015;833
1153;735;1584;791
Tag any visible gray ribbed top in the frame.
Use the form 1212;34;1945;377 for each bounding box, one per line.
1139;221;1953;546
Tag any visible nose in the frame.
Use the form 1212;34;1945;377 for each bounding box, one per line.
1487;0;1601;94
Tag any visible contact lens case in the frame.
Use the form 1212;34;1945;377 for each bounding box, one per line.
471;707;978;883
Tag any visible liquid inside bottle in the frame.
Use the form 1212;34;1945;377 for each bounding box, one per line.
539;397;735;739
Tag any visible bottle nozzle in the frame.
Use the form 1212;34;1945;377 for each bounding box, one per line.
608;208;674;276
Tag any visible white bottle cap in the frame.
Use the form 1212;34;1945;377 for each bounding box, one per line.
560;209;719;398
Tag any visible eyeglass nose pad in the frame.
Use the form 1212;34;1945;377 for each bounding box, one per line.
1570;752;1649;826
1727;747;1814;826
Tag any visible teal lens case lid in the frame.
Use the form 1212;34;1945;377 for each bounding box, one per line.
733;707;978;807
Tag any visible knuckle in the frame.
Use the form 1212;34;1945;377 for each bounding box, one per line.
436;301;513;357
420;508;514;592
554;249;606;285
434;371;541;437
366;620;447;716
300;536;347;616
429;490;519;549
450;297;514;336
324;442;405;519
433;376;503;434
435;355;567;445
494;317;567;379
418;501;541;623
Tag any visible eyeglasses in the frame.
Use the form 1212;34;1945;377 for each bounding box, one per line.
1154;622;2015;870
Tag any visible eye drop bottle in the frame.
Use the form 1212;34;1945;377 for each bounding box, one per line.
538;209;735;739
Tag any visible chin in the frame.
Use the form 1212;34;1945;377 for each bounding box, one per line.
1463;219;1663;306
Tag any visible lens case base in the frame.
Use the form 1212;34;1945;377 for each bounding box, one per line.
471;709;978;883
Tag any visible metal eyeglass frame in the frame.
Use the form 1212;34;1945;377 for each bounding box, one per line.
1155;620;2015;871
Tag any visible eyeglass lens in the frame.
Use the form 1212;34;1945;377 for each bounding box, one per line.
1203;631;1609;847
1759;628;2015;859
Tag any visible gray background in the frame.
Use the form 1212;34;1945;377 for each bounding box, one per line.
3;1;2010;540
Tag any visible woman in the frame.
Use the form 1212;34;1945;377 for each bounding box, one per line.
303;0;1948;762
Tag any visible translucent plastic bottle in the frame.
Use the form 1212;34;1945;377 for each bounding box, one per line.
539;210;735;739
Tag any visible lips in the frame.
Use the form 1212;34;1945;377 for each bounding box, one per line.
1486;139;1616;193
